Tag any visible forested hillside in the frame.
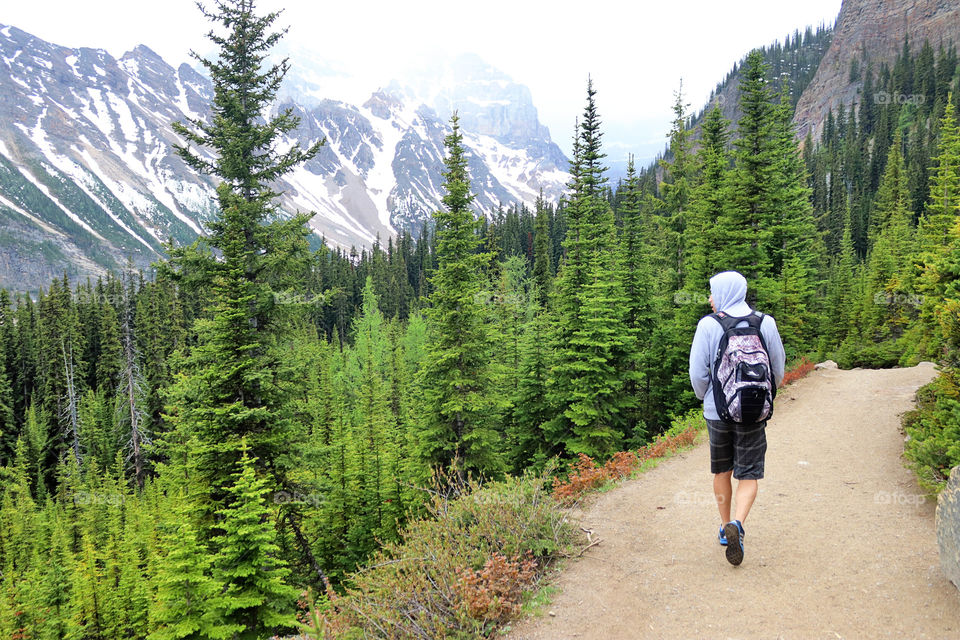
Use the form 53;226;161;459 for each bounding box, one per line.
0;1;958;638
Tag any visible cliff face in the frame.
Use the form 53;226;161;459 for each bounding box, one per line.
795;0;960;141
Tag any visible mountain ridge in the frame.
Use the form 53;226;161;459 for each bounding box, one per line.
0;24;569;290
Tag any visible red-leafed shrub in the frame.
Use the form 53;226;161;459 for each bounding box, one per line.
456;552;538;622
781;357;815;387
552;410;707;504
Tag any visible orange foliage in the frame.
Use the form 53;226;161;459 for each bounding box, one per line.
781;357;815;387
552;427;700;504
456;552;537;622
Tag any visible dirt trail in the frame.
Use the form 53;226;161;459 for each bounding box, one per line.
507;363;960;640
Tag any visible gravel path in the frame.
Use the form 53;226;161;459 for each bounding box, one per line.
506;363;960;640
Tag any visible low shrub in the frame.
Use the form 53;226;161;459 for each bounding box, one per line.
456;552;537;622
552;409;706;505
301;467;577;639
835;336;904;369
903;368;960;494
781;357;814;387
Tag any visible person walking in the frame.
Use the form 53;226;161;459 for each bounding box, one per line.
689;271;785;566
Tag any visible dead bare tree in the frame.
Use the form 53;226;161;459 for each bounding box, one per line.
116;276;149;489
60;339;81;467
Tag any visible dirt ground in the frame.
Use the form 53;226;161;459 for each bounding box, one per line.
505;363;960;640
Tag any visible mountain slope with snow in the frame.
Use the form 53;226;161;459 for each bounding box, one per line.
0;25;569;291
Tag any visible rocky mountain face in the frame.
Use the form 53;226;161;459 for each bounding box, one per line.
0;25;569;291
794;0;960;141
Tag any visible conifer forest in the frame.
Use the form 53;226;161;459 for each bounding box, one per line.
0;2;959;638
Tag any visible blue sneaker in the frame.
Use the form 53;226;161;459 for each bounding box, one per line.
723;520;744;566
718;525;728;546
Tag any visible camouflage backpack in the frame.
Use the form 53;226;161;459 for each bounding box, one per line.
710;311;776;424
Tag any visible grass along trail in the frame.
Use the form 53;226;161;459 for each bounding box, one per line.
506;362;960;640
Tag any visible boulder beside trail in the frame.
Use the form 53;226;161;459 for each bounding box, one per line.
814;360;838;370
938;466;960;590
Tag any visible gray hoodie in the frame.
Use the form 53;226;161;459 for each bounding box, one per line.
688;271;786;421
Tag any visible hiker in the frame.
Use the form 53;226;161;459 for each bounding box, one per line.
689;271;785;566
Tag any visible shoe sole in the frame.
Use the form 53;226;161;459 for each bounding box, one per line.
724;523;743;566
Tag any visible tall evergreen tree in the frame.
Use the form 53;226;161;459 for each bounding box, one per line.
546;80;637;457
919;97;960;255
720;49;778;305
165;0;322;493
420;114;503;479
532;191;553;307
659;84;693;291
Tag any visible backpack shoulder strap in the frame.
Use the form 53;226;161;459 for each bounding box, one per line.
744;312;764;330
711;311;761;332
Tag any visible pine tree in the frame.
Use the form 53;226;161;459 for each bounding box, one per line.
210;442;297;639
149;490;225;640
166;0;322;504
720;49;778;305
420;114;503;479
919;97;960;255
546;80;637;457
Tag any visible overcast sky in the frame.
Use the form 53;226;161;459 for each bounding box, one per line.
5;0;842;162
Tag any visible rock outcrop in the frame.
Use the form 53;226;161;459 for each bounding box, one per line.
938;465;960;590
794;0;960;141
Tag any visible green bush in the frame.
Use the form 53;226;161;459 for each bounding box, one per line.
325;466;578;639
903;369;960;494
834;336;903;369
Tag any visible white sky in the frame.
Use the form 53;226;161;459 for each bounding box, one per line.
4;0;842;162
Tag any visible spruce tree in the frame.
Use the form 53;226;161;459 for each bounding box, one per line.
210;442;297;639
149;490;225;640
684;104;730;292
546;80;637;457
420;114;503;479
919;97;960;255
164;0;323;533
721;49;778;305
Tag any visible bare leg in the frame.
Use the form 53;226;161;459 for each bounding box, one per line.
713;471;733;524
734;478;758;523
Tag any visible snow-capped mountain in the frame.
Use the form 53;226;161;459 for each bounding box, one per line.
0;25;570;291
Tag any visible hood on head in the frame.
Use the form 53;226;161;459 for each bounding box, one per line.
709;271;749;314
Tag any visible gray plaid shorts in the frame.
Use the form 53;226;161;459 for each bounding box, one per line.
706;418;767;480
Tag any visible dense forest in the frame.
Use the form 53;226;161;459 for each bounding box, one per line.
0;1;958;638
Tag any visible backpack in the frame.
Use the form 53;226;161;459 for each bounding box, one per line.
710;311;776;424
